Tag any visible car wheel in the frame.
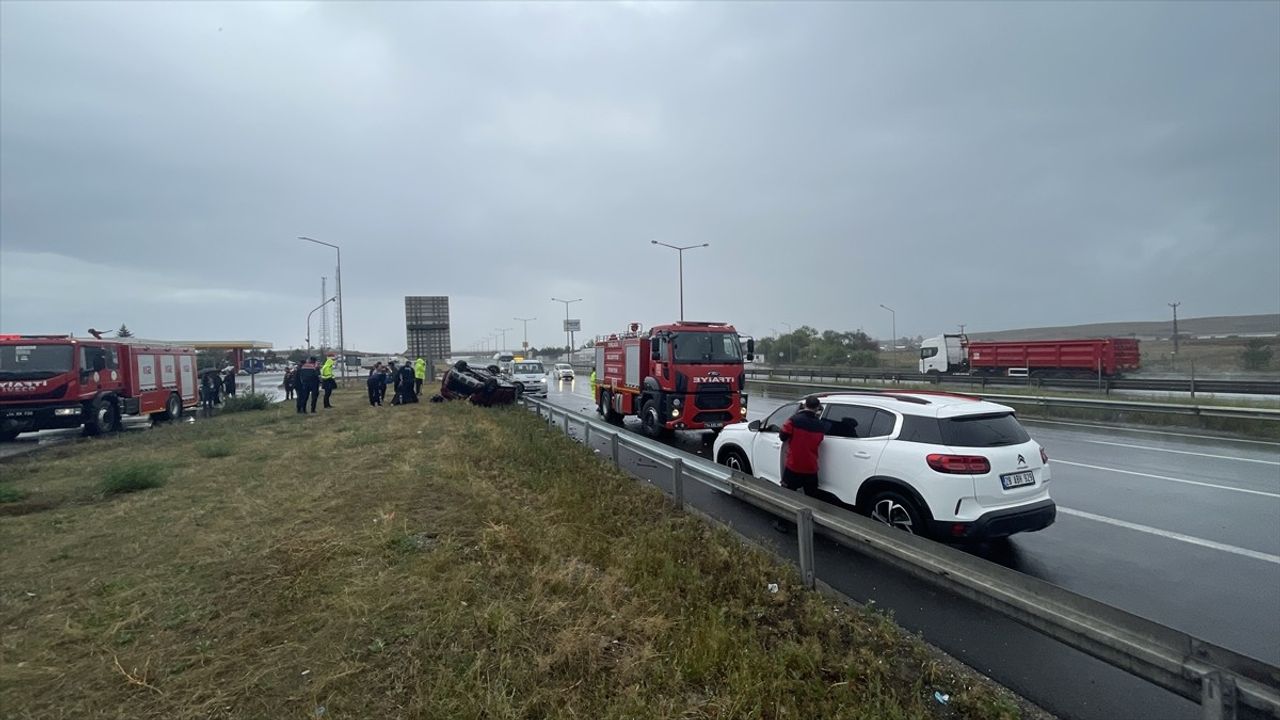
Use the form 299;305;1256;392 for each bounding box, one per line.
867;490;924;536
719;447;752;474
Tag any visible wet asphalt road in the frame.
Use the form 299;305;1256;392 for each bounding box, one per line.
540;378;1280;720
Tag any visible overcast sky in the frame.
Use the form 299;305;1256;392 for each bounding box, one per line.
2;1;1277;353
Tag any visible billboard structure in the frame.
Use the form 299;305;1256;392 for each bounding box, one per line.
405;296;451;364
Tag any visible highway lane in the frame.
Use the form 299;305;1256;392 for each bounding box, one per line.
542;378;1280;719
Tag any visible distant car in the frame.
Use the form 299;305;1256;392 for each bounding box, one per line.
554;363;575;381
712;392;1055;541
509;360;548;397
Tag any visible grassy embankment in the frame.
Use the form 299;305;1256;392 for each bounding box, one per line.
0;390;1035;719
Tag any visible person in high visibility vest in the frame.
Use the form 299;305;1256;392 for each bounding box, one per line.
413;357;427;397
320;355;337;409
590;369;597;398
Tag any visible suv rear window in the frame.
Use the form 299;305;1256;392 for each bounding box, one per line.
940;413;1030;447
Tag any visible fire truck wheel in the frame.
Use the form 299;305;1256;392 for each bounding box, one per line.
640;400;668;439
84;395;122;436
154;393;182;423
601;391;622;425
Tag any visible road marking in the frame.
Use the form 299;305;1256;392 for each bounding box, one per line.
1079;440;1280;466
1022;418;1280;447
1051;459;1280;499
1058;507;1280;566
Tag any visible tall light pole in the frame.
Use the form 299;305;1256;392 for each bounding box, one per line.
551;297;582;362
306;296;337;353
1169;302;1182;355
781;321;794;365
650;240;709;321
494;327;512;354
299;236;344;380
514;317;536;353
879;304;897;370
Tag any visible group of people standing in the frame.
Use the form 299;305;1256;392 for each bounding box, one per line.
200;368;240;412
365;357;426;406
280;356;428;412
285;355;337;414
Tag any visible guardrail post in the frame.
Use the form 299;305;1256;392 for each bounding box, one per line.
583;423;591;446
796;507;815;589
1201;671;1237;720
610;432;620;467
563;414;570;435
671;457;685;508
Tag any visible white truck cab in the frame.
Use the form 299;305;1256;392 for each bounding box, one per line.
919;334;968;374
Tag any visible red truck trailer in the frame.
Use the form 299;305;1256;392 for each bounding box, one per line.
595;321;754;438
919;333;1140;378
0;335;199;440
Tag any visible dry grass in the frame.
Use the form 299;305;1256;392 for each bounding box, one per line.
0;389;1031;719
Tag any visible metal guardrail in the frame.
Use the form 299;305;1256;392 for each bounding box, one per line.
744;367;1280;396
746;378;1280;423
518;396;1280;719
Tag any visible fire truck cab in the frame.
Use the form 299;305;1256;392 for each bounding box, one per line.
594;321;754;439
0;335;199;441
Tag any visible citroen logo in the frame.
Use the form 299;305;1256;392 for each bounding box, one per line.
1017;454;1027;467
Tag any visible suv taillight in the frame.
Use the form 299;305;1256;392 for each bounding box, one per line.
1040;446;1049;464
927;454;991;474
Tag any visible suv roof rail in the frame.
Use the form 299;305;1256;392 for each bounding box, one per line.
808;390;934;405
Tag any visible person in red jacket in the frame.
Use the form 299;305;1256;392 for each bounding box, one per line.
775;395;829;532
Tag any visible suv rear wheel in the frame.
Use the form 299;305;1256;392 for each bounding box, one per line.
867;490;924;536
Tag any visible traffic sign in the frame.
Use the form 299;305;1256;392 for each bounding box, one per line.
564;319;581;332
244;358;265;375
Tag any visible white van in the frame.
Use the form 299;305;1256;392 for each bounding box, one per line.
509;360;547;397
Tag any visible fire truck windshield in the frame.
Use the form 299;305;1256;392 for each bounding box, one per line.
0;344;74;380
671;332;742;364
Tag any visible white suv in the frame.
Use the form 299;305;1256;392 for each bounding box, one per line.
712;392;1055;541
553;363;575;381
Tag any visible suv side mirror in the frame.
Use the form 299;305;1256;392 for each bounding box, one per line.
748;419;762;432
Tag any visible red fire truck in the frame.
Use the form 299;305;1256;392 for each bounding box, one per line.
594;321;754;438
0;335;199;441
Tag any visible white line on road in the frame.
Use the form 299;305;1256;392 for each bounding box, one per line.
1080;440;1280;466
1058;507;1280;566
1022;418;1280;447
1051;459;1280;499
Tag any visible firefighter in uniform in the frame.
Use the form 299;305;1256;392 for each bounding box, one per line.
320;355;337;409
413;357;427;397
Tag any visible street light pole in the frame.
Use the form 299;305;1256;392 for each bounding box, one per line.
880;304;897;371
514;317;536;352
299;236;344;380
306;296;337;354
494;328;512;354
551;297;582;362
1169;302;1182;354
650;241;709;321
781;321;794;365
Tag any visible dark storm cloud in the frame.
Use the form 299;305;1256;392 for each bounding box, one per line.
2;1;1276;351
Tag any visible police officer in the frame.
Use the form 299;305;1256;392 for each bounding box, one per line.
398;363;418;403
296;357;320;414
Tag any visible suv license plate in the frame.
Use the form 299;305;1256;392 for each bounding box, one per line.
1000;471;1035;489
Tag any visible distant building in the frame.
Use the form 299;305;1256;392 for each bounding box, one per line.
405;296;451;363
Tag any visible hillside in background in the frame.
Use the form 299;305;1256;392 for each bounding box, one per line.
968;314;1279;341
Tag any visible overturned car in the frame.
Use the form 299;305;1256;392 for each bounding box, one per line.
435;361;520;406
